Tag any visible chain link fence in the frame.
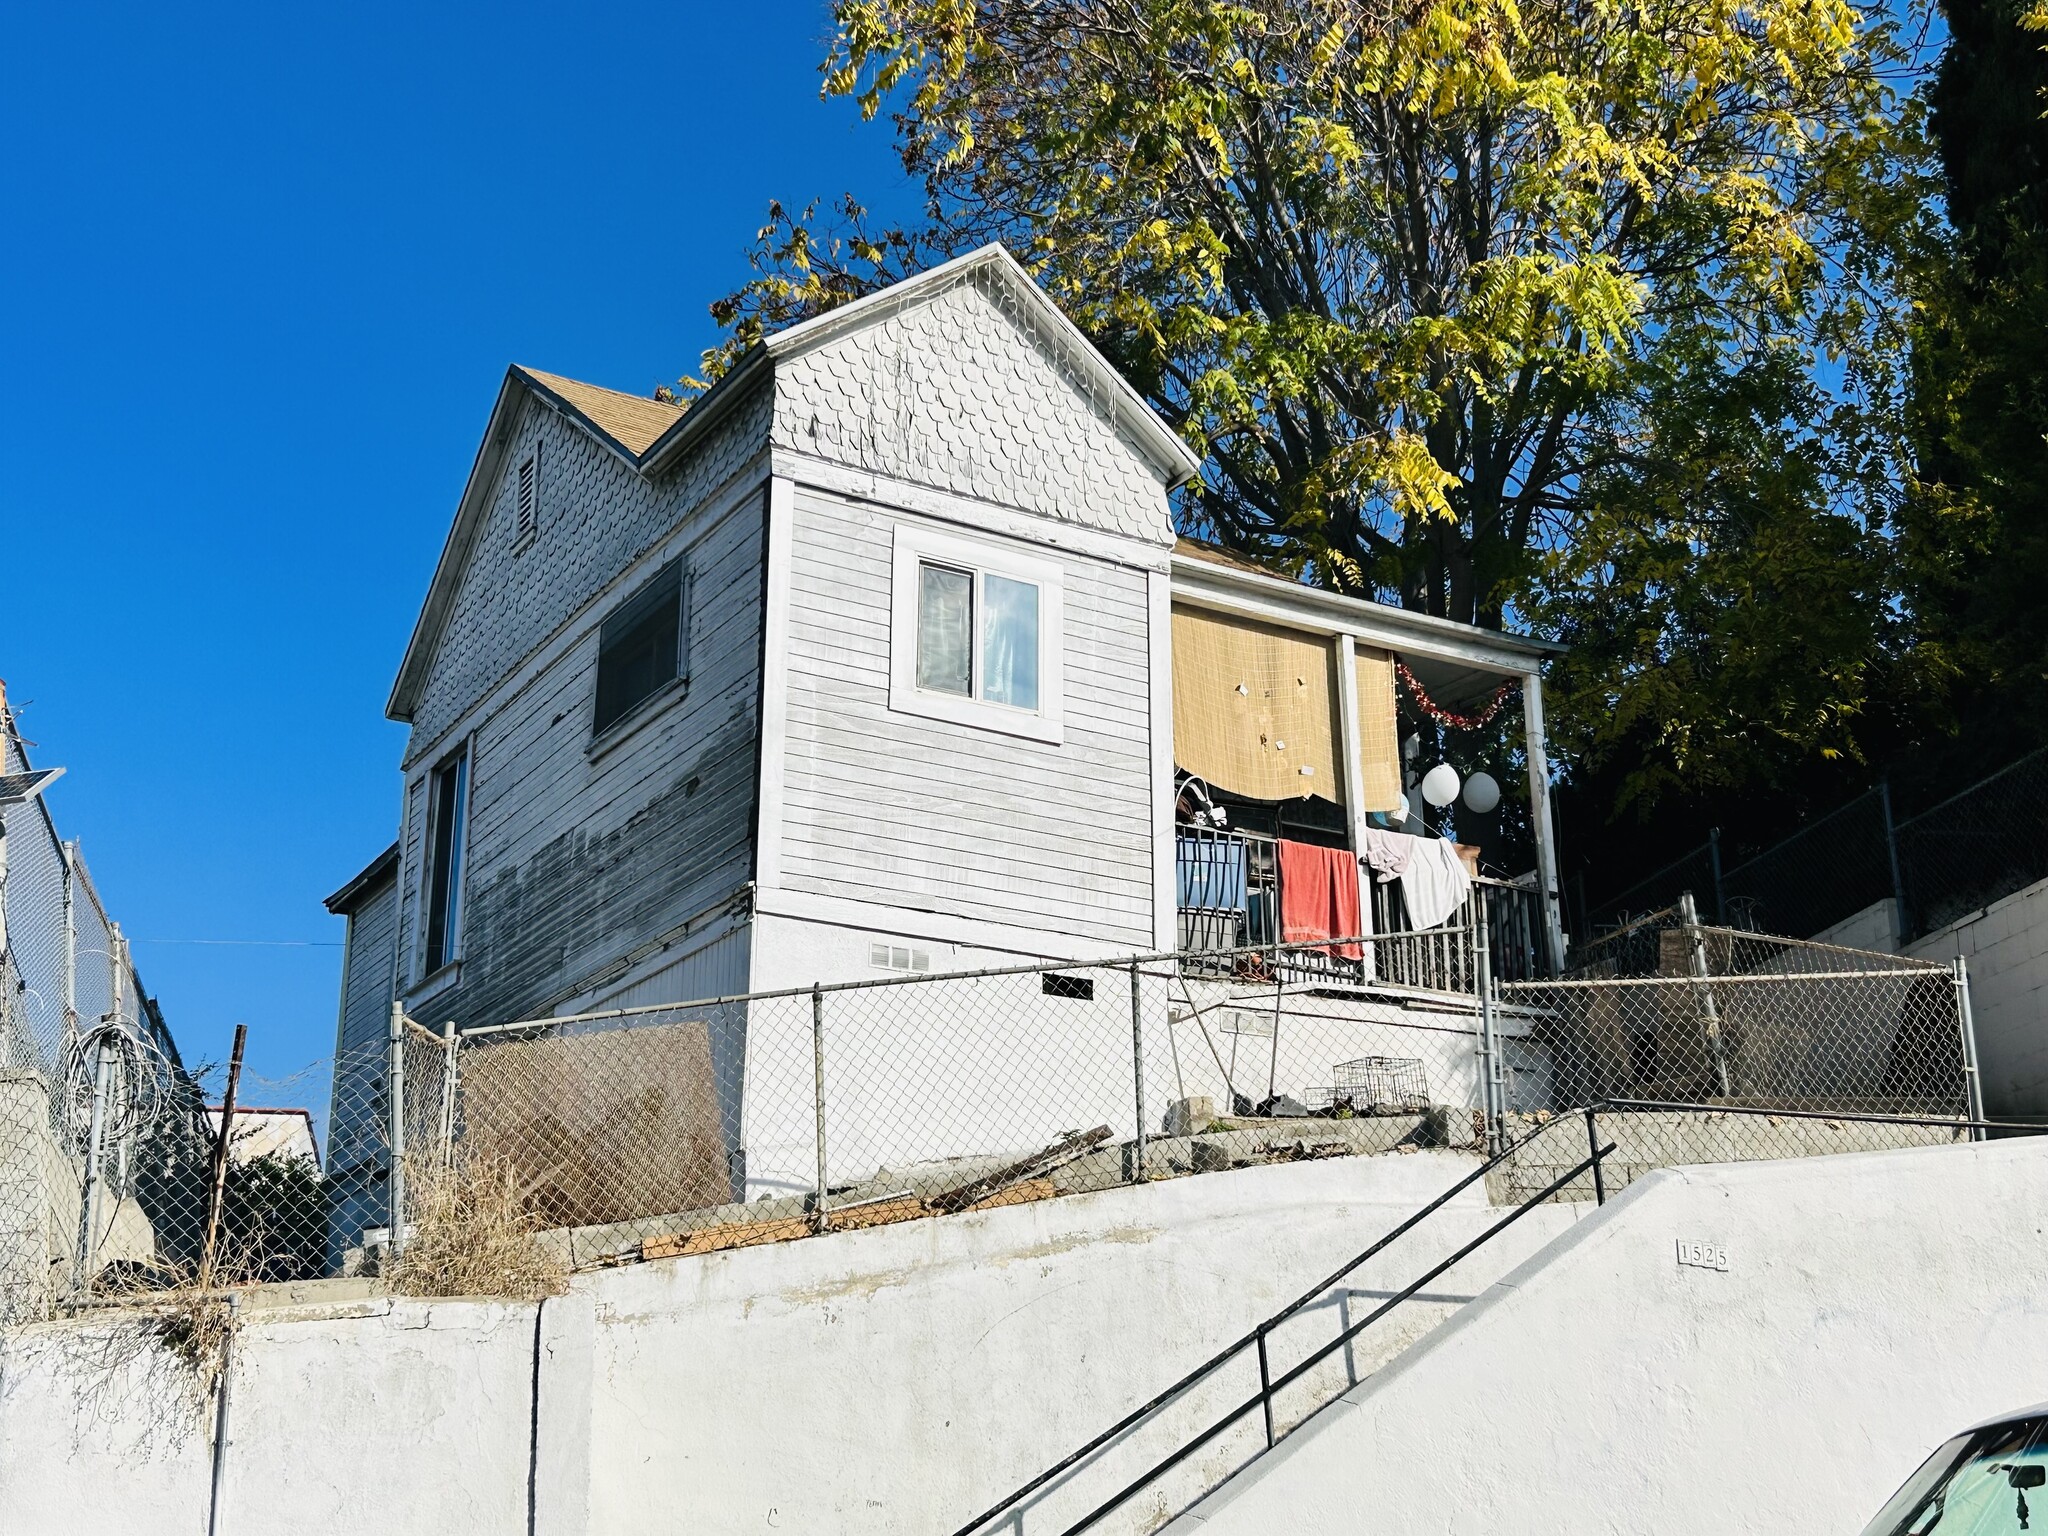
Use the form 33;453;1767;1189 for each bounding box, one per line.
0;900;1983;1319
1581;745;2048;948
0;788;223;1324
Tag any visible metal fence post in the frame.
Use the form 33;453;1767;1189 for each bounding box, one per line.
1880;779;1910;947
387;1000;407;1257
437;1019;459;1170
811;985;830;1232
59;841;77;1051
71;1029;112;1292
1954;957;1986;1140
1130;961;1148;1183
1679;893;1733;1098
1474;893;1502;1151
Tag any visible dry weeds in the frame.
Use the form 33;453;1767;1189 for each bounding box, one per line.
384;1150;568;1302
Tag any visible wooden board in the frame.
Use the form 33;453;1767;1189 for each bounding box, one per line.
635;1179;1061;1262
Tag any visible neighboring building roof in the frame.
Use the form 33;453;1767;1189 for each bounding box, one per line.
516;367;685;458
205;1106;321;1168
1174;537;1284;578
385;245;1205;724
324;842;400;915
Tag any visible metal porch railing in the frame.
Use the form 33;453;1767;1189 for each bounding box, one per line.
1175;827;1551;994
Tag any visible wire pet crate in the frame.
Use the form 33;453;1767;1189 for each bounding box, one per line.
1307;1056;1431;1116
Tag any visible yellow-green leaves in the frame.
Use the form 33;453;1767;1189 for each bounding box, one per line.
708;0;1918;645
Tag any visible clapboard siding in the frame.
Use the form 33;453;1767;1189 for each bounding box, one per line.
777;485;1156;945
332;871;397;1167
409;489;766;1032
386;386;771;1031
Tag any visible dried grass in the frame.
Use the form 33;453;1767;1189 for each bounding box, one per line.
384;1151;569;1302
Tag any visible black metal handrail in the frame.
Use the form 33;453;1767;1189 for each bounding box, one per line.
954;1099;2040;1536
947;1111;1611;1536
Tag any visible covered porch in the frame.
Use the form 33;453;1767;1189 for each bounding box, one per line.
1167;541;1568;1004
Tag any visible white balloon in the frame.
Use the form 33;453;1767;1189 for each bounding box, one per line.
1462;771;1502;815
1420;763;1461;808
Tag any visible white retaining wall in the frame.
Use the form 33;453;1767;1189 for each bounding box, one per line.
0;1154;1578;1535
1173;1135;2048;1535
1816;877;2048;1118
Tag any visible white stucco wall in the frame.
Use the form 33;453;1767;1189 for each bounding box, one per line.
1814;878;2048;1118
1173;1135;2048;1535
0;1154;1579;1536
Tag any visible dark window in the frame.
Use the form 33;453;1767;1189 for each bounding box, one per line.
1042;973;1095;1000
423;751;468;974
594;561;687;736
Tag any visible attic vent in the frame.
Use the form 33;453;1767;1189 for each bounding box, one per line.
515;448;540;547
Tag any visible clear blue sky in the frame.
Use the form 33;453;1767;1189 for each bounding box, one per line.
0;3;914;1099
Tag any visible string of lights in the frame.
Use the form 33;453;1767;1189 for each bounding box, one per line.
1397;661;1517;731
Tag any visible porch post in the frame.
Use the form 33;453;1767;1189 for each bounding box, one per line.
1522;670;1566;974
1333;634;1377;980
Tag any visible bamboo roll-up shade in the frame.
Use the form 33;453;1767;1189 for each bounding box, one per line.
1172;606;1342;802
1354;646;1403;812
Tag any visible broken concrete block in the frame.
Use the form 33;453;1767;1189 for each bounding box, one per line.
1165;1096;1216;1137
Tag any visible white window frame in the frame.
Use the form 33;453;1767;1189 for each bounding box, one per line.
414;738;473;987
888;524;1065;745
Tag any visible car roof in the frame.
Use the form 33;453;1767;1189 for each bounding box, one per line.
1966;1403;2048;1433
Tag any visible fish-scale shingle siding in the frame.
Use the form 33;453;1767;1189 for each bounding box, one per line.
407;383;771;761
772;269;1174;547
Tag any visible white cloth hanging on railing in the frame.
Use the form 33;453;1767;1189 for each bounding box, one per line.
1358;828;1473;930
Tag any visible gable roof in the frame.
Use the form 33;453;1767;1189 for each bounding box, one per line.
518;367;684;457
386;245;1203;723
637;243;1205;487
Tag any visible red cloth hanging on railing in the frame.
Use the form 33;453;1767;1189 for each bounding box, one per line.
1277;839;1363;960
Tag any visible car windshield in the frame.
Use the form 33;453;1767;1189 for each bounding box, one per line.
1861;1418;2048;1536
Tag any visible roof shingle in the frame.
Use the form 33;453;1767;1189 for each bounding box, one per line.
518;367;685;457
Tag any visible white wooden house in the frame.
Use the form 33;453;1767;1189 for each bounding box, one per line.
326;245;1564;1227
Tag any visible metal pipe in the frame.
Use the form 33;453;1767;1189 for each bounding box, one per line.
206;1293;242;1536
1678;893;1733;1098
1955;957;1986;1140
1044;1143;1617;1536
200;1023;248;1286
1255;1328;1275;1448
437;1018;459;1170
1881;780;1910;947
387;1001;407;1258
1585;1106;1606;1205
811;985;829;1232
72;1032;112;1293
945;1113;1587;1536
60;841;76;1050
1128;961;1148;1184
1475;892;1501;1151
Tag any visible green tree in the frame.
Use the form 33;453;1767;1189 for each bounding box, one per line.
1900;0;2048;766
709;0;1925;657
